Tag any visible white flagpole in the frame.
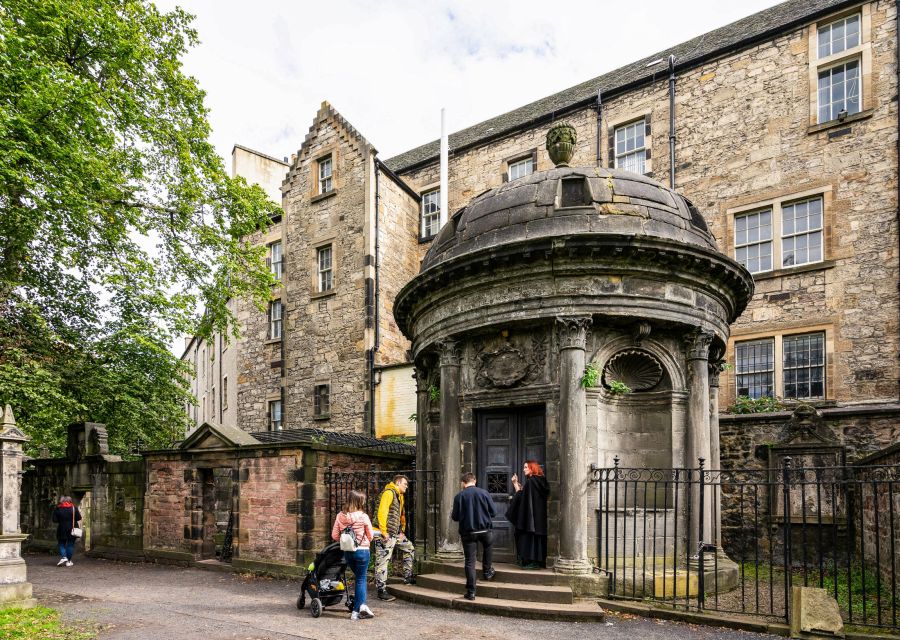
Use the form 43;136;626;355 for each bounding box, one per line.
440;108;448;229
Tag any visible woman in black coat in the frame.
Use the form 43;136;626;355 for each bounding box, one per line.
51;496;82;567
507;460;549;569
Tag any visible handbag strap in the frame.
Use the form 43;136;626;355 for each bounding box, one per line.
71;506;75;528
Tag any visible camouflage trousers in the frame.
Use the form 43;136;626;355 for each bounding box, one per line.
373;535;415;589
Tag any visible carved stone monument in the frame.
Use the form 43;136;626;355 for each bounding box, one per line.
0;405;35;608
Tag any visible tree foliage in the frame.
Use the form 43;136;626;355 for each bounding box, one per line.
0;0;279;455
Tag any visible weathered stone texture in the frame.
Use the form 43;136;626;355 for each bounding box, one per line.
238;454;298;565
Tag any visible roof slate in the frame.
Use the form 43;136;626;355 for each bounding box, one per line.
383;0;854;173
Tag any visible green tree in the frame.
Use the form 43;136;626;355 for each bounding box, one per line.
0;0;279;455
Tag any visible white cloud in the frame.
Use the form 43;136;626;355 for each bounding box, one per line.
157;0;782;164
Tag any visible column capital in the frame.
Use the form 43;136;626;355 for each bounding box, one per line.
413;367;429;393
437;338;461;367
555;316;592;351
683;329;714;361
708;359;726;388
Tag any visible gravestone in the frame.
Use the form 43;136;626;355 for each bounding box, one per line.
0;405;35;608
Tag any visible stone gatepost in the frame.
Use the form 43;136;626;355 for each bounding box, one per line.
0;405;35;608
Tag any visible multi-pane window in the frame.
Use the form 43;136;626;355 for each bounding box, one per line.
783;333;825;399
317;245;333;292
614;120;646;174
508;156;534;181
735;339;775;399
314;384;330;417
222;376;228;411
269;300;283;340
269;241;283;280
421;190;440;239
817;13;860;58
781;198;823;267
318;156;333;194
817;59;860;123
268;399;283;431
734;210;773;274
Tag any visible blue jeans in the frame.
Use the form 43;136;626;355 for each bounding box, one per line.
58;539;75;560
344;548;370;612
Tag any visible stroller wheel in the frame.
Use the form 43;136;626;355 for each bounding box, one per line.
310;598;322;618
296;594;306;610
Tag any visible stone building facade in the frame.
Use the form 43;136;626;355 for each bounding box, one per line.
184;0;898;460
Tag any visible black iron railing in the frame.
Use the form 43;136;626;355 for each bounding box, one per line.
323;466;440;559
590;458;899;631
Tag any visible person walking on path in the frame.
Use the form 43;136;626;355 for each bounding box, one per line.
331;490;375;620
451;472;497;600
373;474;415;601
508;460;549;569
51;496;82;567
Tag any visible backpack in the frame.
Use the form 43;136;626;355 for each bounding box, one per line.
339;514;361;552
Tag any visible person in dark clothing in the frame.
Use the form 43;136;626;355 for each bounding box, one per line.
507;460;549;569
51;495;82;567
451;472;497;600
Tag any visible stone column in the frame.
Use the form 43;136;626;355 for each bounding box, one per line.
0;405;35;609
436;339;463;559
555;316;593;575
708;359;724;550
684;330;713;561
413;366;429;547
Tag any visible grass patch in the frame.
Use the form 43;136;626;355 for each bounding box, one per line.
0;606;95;640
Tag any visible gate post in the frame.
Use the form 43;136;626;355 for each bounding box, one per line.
782;456;793;624
698;457;706;609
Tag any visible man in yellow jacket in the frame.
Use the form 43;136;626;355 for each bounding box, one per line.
373;474;415;601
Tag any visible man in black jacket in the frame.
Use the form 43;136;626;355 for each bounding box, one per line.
451;472;497;600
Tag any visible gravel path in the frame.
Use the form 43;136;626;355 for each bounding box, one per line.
27;553;781;640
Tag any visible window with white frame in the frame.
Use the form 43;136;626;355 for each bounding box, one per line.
421;190;440;239
318;156;333;194
269;241;283;280
614;120;646;174
735;338;775;399
314;384;330;418
734;209;773;274
733;195;825;274
783;333;825;399
268;399;283;431
508;156;534;181
815;13;862;124
317;245;333;292
269;299;283;340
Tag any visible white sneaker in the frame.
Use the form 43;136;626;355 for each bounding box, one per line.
358;604;374;619
57;558;67;566
350;611;359;621
65;561;73;567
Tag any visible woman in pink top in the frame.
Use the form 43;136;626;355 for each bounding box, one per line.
331;490;375;620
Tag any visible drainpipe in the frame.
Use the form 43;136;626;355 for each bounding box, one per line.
668;54;677;189
595;88;603;166
896;0;900;402
370;157;381;438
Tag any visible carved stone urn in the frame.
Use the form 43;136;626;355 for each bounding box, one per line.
546;122;577;167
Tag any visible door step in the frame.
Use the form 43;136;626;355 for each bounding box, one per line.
387;583;605;621
423;560;564;586
417;572;574;604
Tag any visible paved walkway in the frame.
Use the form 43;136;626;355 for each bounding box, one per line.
27;553;779;640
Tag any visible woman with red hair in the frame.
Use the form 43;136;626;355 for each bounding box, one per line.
508;460;549;569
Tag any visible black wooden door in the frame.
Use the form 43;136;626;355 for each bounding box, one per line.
476;406;546;560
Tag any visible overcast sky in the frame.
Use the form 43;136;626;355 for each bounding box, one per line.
156;0;784;167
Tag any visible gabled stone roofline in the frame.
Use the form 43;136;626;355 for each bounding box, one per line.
288;100;376;174
384;0;859;174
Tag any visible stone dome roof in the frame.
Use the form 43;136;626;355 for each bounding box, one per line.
422;167;718;271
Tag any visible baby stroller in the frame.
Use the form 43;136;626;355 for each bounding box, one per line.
297;541;354;618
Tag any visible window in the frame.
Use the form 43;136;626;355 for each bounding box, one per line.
814;13;863;124
781;198;823;267
318;156;333;194
731;194;826;275
735;339;775;399
269;300;283;340
421;190;440;239
508;156;534;181
211;388;216;421
817;59;860;123
783;333;825;399
314;384;330;418
269;241;283;280
317;246;333;292
268;399;283;431
614;120;646;174
222;376;228;411
818;13;859;58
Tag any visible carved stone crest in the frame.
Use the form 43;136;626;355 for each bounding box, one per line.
474;334;547;389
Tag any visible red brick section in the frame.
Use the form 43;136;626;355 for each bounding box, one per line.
237;454;300;565
144;460;191;553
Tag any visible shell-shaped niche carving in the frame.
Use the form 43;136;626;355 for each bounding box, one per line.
602;350;663;392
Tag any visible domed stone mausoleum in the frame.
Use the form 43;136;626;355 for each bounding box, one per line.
395;124;753;583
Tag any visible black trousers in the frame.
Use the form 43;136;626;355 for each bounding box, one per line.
461;530;493;592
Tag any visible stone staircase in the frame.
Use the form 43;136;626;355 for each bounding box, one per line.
387;561;606;621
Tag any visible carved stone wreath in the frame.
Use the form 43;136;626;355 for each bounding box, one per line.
474;335;546;389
